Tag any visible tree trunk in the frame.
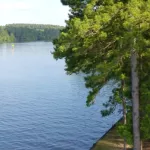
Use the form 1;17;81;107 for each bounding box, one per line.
121;80;127;150
131;50;141;150
141;141;143;150
123;97;127;150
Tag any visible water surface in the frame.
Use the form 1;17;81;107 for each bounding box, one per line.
0;42;121;150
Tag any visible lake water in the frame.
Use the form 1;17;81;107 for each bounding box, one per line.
0;42;121;150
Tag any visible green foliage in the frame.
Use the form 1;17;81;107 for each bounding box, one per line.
117;112;133;145
140;104;150;140
61;0;90;18
54;0;132;105
5;24;63;42
53;0;150;143
0;26;15;43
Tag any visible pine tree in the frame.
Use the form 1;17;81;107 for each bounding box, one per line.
53;0;150;149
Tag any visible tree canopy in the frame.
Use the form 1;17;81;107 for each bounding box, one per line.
53;0;150;149
0;26;15;43
5;24;63;42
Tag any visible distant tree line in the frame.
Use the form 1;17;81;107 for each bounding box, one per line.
0;24;63;43
0;26;15;43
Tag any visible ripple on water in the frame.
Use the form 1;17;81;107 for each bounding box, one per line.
0;42;121;150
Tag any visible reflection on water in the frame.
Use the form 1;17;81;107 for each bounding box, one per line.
0;43;15;57
0;42;121;150
11;44;15;56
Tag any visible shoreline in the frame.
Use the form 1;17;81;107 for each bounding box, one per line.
90;118;132;150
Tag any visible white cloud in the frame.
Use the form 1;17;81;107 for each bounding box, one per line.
0;2;32;10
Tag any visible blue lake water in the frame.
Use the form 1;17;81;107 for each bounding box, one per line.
0;42;121;150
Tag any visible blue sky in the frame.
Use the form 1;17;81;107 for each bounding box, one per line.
0;0;69;26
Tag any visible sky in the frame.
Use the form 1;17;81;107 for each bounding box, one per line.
0;0;70;26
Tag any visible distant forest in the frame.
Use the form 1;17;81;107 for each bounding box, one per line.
0;26;15;43
0;24;63;43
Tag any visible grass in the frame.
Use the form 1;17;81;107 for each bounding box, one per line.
91;123;132;150
91;118;150;150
